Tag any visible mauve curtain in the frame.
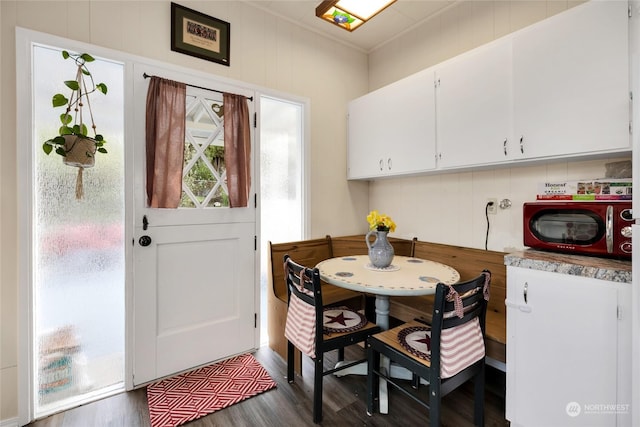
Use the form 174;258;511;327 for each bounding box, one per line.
145;76;186;208
223;93;251;207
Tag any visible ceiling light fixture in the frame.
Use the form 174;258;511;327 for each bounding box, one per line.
315;0;397;32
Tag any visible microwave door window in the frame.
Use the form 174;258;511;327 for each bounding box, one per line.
531;211;604;244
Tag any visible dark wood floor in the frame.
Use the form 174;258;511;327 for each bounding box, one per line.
28;345;509;426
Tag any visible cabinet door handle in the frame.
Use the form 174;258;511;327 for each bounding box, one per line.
523;282;528;304
379;159;384;171
503;139;507;156
606;205;614;253
520;136;524;154
387;158;392;170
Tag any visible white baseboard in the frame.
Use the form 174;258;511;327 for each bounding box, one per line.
0;417;18;427
486;356;507;372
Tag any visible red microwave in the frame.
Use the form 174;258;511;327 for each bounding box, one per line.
523;201;633;259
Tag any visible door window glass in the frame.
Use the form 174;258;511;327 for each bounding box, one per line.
181;92;229;208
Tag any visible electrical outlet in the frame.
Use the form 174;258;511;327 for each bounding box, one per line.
487;198;497;214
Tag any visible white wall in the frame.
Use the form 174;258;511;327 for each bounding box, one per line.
366;0;631;252
0;0;368;421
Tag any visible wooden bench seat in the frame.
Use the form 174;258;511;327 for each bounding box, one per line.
267;235;507;373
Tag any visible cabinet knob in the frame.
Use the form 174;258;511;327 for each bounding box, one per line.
379;159;384;171
523;282;528;304
520;136;524;154
387;158;392;170
503;139;508;156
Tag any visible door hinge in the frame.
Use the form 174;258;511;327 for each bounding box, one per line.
617;305;623;320
254;235;257;251
254;112;257;128
254;193;257;208
255;313;258;328
630;92;634;135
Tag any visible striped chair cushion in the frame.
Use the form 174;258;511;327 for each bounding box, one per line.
285;291;317;358
440;317;485;378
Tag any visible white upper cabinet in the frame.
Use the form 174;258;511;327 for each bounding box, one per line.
435;38;514;169
347;68;437;180
347;0;630;179
512;0;630;160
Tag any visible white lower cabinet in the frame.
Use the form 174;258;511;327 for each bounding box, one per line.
506;266;631;427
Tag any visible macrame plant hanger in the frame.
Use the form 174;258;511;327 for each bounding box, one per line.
65;63;99;200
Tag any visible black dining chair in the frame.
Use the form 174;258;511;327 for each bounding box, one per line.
366;270;491;426
283;254;381;424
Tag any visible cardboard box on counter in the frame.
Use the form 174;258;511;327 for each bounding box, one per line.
538;179;632;197
536;194;632;200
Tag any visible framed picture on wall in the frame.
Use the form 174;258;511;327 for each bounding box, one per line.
171;2;230;66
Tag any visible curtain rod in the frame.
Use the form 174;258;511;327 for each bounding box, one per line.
143;73;253;102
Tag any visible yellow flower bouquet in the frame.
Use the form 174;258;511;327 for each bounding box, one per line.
366;210;396;233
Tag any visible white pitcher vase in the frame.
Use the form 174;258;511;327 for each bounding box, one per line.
365;229;394;268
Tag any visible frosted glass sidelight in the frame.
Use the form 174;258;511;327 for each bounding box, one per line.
259;97;303;244
259;96;305;343
33;45;125;416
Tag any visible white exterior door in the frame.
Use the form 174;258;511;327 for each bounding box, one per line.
131;64;258;386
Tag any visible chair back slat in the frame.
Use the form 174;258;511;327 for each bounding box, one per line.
440;270;490;330
284;255;323;307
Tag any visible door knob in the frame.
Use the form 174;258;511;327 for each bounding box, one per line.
139;235;152;246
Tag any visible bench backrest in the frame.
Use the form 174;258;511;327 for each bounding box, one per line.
268;237;333;302
412;241;506;316
329;234;415;258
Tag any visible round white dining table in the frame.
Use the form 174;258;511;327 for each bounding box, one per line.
316;255;460;330
316;254;460;414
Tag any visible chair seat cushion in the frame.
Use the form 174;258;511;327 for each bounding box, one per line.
398;324;432;360
323;307;367;334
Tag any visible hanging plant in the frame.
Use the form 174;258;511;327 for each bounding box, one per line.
42;51;108;199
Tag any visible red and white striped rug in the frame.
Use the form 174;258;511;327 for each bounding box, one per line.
146;353;277;427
